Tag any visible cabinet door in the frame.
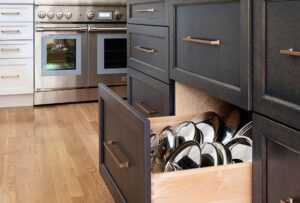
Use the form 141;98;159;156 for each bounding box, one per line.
99;84;151;203
253;0;300;130
128;68;174;117
170;0;251;110
253;114;300;203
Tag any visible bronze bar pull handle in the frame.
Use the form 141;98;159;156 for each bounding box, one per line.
1;74;20;79
104;141;129;169
182;36;221;46
134;101;157;116
280;49;300;57
134;8;155;13
1;12;20;15
134;46;156;54
1;48;20;52
1;30;20;33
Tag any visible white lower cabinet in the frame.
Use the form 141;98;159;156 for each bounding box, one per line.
0;22;33;40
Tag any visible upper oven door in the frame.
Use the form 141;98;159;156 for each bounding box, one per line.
88;24;127;87
35;24;88;90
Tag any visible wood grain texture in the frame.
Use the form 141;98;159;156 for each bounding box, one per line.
151;162;252;203
0;103;114;203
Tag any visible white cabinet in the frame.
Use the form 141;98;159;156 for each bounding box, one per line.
0;5;33;22
0;0;33;5
0;41;33;58
0;22;33;40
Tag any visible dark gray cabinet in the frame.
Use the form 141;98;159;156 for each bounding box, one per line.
253;114;300;203
170;0;252;110
253;0;300;130
128;68;174;117
127;24;170;83
127;0;168;26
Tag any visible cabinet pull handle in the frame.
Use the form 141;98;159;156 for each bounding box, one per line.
0;64;27;67
280;49;300;57
134;101;157;115
1;12;20;15
182;36;221;46
1;30;20;33
1;74;20;79
134;46;156;54
104;141;129;169
134;8;155;13
1;48;20;52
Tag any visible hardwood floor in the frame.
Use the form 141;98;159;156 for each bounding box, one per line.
0;103;114;203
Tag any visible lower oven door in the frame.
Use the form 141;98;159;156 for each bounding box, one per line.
35;24;88;91
88;24;127;87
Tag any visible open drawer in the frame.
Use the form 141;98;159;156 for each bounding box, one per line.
98;83;252;203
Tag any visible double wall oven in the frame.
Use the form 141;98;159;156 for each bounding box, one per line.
34;5;127;105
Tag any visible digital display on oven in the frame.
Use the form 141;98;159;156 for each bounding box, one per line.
98;11;113;20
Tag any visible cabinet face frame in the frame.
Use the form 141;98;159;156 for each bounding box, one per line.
253;114;300;203
253;0;300;130
169;0;252;110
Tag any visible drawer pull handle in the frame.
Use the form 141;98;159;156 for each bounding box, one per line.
134;8;155;13
1;48;20;52
0;64;27;67
134;101;157;115
1;30;20;33
1;75;20;79
134;46;156;54
182;36;221;46
280;49;300;57
104;141;129;169
1;12;20;15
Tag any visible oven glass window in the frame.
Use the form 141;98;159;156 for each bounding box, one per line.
46;38;76;71
104;38;127;69
42;35;82;76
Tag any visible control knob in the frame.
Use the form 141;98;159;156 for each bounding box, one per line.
47;11;55;19
65;11;72;19
56;11;64;19
87;11;95;19
114;10;123;20
38;11;46;18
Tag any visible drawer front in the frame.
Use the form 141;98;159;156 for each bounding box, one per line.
0;22;33;40
253;114;300;203
128;0;168;26
170;0;251;110
0;5;33;22
128;24;169;83
128;68;174;117
0;41;33;59
253;0;300;130
0;59;33;95
99;84;151;203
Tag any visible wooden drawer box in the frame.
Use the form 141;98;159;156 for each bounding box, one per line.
128;68;174;117
170;0;251;110
253;0;300;130
128;0;168;26
253;114;300;203
0;5;33;22
0;22;33;40
128;24;169;83
99;82;252;203
0;59;33;95
0;41;33;59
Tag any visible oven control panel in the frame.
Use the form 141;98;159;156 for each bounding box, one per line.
35;6;126;23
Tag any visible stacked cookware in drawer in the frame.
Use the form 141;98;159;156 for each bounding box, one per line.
0;3;34;107
127;0;174;117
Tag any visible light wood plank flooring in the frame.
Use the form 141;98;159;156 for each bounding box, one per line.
0;103;114;203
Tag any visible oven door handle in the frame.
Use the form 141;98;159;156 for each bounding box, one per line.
88;27;127;32
36;27;88;32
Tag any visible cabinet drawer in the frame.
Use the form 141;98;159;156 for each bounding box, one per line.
170;0;251;110
99;83;252;203
0;5;33;22
0;41;33;59
128;24;169;83
254;0;300;130
253;114;300;203
128;0;168;26
128;68;173;117
0;22;33;40
0;59;33;95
